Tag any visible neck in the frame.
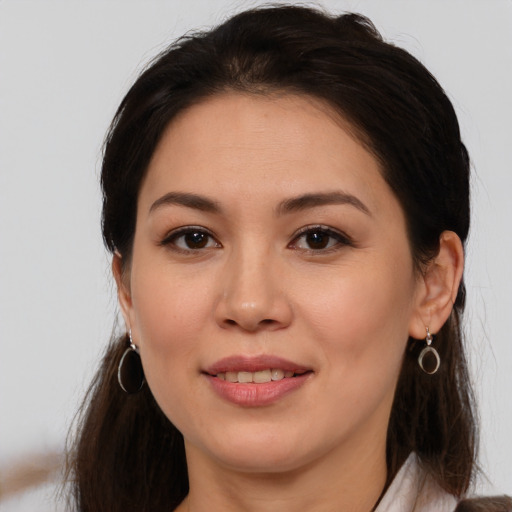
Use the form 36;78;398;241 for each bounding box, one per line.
178;432;387;512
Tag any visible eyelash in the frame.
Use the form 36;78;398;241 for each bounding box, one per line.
159;226;221;253
159;225;353;254
288;225;353;253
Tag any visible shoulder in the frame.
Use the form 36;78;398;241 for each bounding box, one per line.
376;454;512;512
376;454;456;512
454;496;512;512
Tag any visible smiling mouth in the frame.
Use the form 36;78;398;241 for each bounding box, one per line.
204;358;312;405
212;369;310;383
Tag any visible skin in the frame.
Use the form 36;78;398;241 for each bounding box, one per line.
115;93;463;512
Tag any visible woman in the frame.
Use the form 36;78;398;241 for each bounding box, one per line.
66;6;511;511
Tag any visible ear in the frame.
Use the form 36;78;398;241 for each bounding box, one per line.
409;231;464;339
112;251;134;331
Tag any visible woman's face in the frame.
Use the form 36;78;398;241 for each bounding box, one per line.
119;93;425;473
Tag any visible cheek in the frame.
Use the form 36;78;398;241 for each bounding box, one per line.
302;251;416;379
130;251;214;343
296;261;415;439
129;260;215;405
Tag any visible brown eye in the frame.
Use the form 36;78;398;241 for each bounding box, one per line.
184;231;209;249
305;231;330;250
290;226;352;252
161;227;221;251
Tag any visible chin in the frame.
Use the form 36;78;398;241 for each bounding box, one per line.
188;424;327;474
213;448;308;474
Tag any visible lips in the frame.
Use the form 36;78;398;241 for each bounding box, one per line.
203;355;313;406
204;355;311;375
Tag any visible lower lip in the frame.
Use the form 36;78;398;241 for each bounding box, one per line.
205;373;311;407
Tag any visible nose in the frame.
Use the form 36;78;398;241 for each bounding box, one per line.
214;246;293;332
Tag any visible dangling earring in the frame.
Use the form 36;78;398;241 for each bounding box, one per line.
118;329;145;393
418;327;440;375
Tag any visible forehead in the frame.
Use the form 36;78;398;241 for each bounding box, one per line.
139;92;394;217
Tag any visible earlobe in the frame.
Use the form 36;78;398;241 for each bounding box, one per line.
112;251;134;329
409;231;464;339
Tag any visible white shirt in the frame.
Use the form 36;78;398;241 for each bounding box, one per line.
376;453;458;512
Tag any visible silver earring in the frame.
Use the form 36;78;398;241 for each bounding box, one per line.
418;327;440;375
118;329;145;393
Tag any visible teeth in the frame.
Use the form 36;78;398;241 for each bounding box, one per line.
226;372;238;383
271;369;284;380
238;371;253;383
253;369;272;383
215;369;303;383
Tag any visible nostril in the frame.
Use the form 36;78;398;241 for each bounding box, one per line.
222;318;276;329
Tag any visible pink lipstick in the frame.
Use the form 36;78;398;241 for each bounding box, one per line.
203;355;313;407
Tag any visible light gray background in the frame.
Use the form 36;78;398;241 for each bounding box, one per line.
1;0;511;507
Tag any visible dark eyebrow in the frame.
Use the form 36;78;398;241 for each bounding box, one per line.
277;191;371;216
149;192;221;214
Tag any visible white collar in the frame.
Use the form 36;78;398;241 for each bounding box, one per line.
375;453;457;512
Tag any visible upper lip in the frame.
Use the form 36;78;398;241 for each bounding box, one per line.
204;355;312;375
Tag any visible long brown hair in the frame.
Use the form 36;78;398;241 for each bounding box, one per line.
67;6;484;511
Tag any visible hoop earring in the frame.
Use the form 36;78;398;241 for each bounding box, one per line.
118;329;145;394
418;327;440;375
